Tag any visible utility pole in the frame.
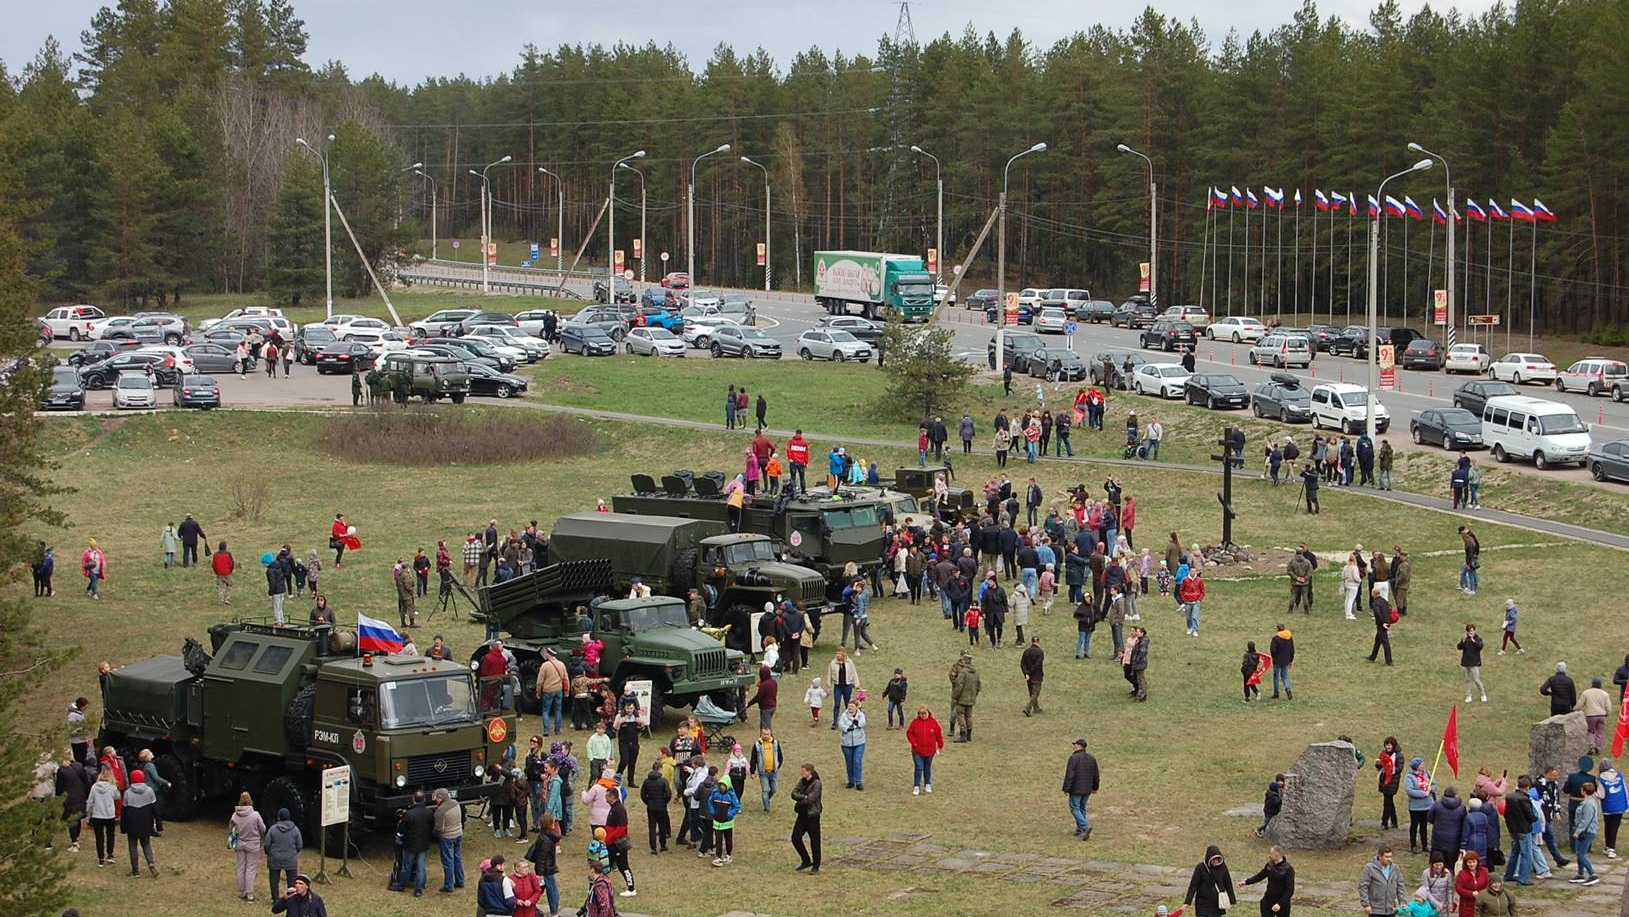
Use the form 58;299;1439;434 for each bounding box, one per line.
997;143;1048;374
295;134;335;318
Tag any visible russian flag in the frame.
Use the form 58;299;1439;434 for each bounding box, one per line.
1315;189;1330;211
1349;192;1360;216
1367;195;1381;218
1246;189;1260;209
1432;200;1448;225
1211;187;1230;209
1383;195;1406;218
1533;199;1557;222
1265;187;1285;208
1230;186;1245;206
1466;199;1487;221
1294;189;1303;208
358;613;405;654
1509;199;1536;222
1488;200;1509;221
1404;196;1425;221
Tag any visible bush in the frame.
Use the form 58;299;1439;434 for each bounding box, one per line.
312;409;593;466
1582;323;1629;347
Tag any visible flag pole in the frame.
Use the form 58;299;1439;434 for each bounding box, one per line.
1295;194;1302;325
1506;215;1515;354
1529;219;1538;351
1227;204;1235;316
1275;196;1283;317
1199;194;1212;310
1244;197;1251;317
1430;739;1444;785
1426;206;1436;327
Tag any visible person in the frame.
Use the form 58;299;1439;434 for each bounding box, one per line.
270;874;327;917
748;726;783;813
1376;738;1404;830
1300;462;1320;514
1429;787;1467;865
1458;526;1480;595
1499;600;1522;655
1580;678;1612;754
1366;587;1395;665
1460;624;1489;703
228;792;267;902
1599;758;1627;858
992;424;1011;469
330;513;349;568
837;701;867;791
1178;568;1205;636
613;701;642;783
1063;738;1100;841
87;765;119;866
1021;635;1046;716
391;792;433;897
1475;877;1516;916
950;650;981;742
1237;845;1295;917
1269;625;1294;701
1391;547;1411;616
1184;845;1237;916
523;813;562;917
1502;776;1539;885
1541;662;1577;717
1127;625;1150;701
1257;774;1284;838
476;855;517;916
703;773;742;868
1404;757;1437;854
1569;777;1601;885
791;763;823;874
1454;850;1490;917
603;791;636;895
433;787;465;893
582;856;617;917
81;538;107;599
121;769;159;877
1357;846;1405;916
883;668;909;731
510;856;543;917
804;676;827;728
54;750;90;854
1285;549;1312;614
581;769;616;831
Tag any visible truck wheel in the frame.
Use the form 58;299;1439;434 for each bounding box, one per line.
516;657;543;714
668;549;697;595
285;684;317;749
259;776;307;832
156;752;196;821
451;393;466;404
421;393;435;404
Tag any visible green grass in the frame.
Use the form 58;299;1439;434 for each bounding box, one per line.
21;408;1622;917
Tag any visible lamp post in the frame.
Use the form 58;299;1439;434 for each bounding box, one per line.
411;167;439;261
467;155;512;293
537;167;563;280
688;143;731;294
1407;142;1455;349
609;149;646;302
618;162;646;283
740;156;771;292
1117;143;1157;304
294;134;335;319
909;144;942;287
997;142;1048;373
1366;158;1434;436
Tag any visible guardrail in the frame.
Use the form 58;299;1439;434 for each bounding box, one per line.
398;271;571;297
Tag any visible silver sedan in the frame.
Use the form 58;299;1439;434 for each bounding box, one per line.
797;329;873;362
626;326;687;357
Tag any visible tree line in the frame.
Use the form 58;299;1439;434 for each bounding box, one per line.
4;0;1629;335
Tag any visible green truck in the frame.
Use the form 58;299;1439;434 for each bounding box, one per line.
813;250;936;323
97;622;504;846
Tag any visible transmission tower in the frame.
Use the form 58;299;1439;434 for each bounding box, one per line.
894;1;915;45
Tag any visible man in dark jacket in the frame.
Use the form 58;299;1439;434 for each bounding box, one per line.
177;513;206;567
1020;636;1045;716
400;791;436;896
1365;588;1393;666
1128;626;1150;701
270;875;327;917
1503;778;1539;885
997;523;1019;582
1240;846;1295;916
943;569;970;632
1541;662;1578;717
639;765;671;854
1268;625;1295;700
745;665;778;731
55;753;92;851
1062;738;1099;840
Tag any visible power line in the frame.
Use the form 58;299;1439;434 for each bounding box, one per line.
389;107;879;129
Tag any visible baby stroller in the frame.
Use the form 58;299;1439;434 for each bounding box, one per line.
1122;427;1142;460
693;695;737;752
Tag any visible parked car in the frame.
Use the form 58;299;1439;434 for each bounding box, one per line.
414;340;511;372
641;286;677;310
1453;379;1520;417
987;331;1047;373
467;325;550;361
79;352;179;389
42;304;109;341
513;309;559;339
571;307;632;341
112;371;158;410
1028;349;1087;382
558;323;618;356
1303;324;1342;351
1206;316;1267;343
410;308;480;337
1556;357;1628;397
1040;288;1093;317
680;313;740;348
1588;439;1629;483
41;365;86;411
197;306;283;331
814;315;880;342
1034;307;1070;334
171;374;221;409
313;342;378;374
964;289;1000;312
719;294;756;326
684;289;724;311
1444;343;1491;374
455;311;518;334
796;329;871;362
933;284;957;308
1489;352;1558;384
1399;339;1446;371
710;325;781;359
463;362;530;398
183;342;241;374
1157;305;1210;328
1111;300;1158;329
1327;326;1370;358
626;326;687;358
1076;299;1116;324
1016;288;1046;310
636;307;685;334
1410;407;1482;450
1251;373;1314;423
986;300;1034;325
456;334;527;366
1131;363;1192;398
1088;350;1146;386
67;339;140;367
293;325;339;364
660;271;691;290
1310;382;1389;434
1139;320;1198;352
1481;395;1591;468
1185;373;1249;410
98;314;185;345
593;276;636;304
325;315;393;339
1249;333;1313;369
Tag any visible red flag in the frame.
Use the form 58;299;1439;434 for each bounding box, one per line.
1442;705;1461;778
1613;691;1629;758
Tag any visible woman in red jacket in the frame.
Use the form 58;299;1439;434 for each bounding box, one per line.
1453;850;1489;917
329;513;348;567
1178;568;1206;637
905;706;944;796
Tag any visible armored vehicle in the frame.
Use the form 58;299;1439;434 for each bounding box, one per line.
97;621;504;846
475;557;747;720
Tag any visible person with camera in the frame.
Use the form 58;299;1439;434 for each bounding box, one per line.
1299;464;1320;515
270;874;326;917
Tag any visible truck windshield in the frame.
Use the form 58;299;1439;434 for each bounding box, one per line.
1538;413;1587;435
725;542;777;564
822;505;880;529
624;603;692;632
897;282;933;296
379;675;477;729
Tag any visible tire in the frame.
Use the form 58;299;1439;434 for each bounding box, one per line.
420;393;435;404
710;343;723;358
496;384;513;399
154;752;196;821
1492;444;1508;463
1274;355;1285;369
799;348;812;361
1615;386;1626;403
451;393;466;404
1588;382;1601;397
1594;462;1608;482
1534;451;1550;470
259;776;308;837
68;329;81;342
1252;401;1263;418
746;348;758;360
1248;352;1258;366
1412;427;1424;445
610;328;625;342
343;334;355;342
285;684;317;749
1279;408;1290;424
835;350;848;363
668;548;697;595
1231;331;1242;343
1513;372;1524;385
1207;395;1218;410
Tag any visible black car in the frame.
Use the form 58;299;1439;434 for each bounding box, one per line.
558;323;618;356
314;342;378;374
41;365;85;411
294;326;338;364
454;338;517;372
1305;324;1342;352
1452;379;1520;417
1076;300;1116;323
1111;300;1158;329
987;331;1047;373
1139;320;1198;352
1089;350;1146;386
1410;407;1483;450
79;352;179;389
1251;373;1314;423
1185;373;1249;410
1028;348;1087;381
964;289;1000;312
67;339;141;367
1327;326;1370;358
592;277;636;304
456;311;519;334
172;374;221;409
1589;439;1629;484
463;362;530;399
710;325;782;359
412;341;504;372
1399;339;1445;370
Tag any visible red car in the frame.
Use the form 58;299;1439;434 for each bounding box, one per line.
660;272;691;291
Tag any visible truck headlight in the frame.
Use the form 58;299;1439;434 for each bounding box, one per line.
473;764;485;778
395;774;407;788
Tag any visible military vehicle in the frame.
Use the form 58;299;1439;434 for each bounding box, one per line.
379;352;470;403
475;556;748;720
890;465;977;520
97;621;504;846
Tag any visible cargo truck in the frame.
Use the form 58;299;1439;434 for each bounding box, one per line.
813;250;936;323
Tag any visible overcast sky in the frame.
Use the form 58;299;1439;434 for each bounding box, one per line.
4;0;1495;85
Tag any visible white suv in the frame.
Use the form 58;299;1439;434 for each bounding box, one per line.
1555;358;1628;397
1310;382;1389;434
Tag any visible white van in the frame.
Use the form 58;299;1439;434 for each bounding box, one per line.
1480;396;1592;469
1310;383;1389;435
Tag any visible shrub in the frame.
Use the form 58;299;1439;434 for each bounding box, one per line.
1582;323;1629;347
312;409;593;466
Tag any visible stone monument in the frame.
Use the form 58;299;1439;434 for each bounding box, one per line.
1530;711;1589;778
1266;740;1359;849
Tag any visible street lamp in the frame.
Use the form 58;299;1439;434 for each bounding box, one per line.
1117;143;1157;305
740;156;771;292
609;149;646;302
412;168;439;261
909;144;942;288
688;143;731;293
997;142;1048;373
294;134;335;319
1366;158;1434;436
618;162;646;283
537;167;564;280
1407;142;1455;349
467;155;512;293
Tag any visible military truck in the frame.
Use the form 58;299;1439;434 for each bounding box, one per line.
475;556;748;720
379;352;470;403
890;465;977;520
97;622;504;847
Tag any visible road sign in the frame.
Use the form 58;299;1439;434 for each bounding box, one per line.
660;252;670;263
1433;289;1448;326
530;242;540;261
320;766;351;827
1064;321;1078;335
451;240;461;250
1005;292;1020;307
623;269;634;282
1468;314;1501;326
1378;343;1397;391
614;249;624;268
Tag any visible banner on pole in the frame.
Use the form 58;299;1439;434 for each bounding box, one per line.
756;242;766;266
1433;289;1448;326
486;241;497;266
549;237;559;258
927;247;939;276
1378;343;1397;391
614;249;625;269
632;238;642;258
1139;261;1151;293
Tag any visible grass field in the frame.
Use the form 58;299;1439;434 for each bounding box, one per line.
20;406;1622;917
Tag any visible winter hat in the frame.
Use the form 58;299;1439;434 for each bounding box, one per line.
1410;757;1424;769
1505;598;1516;608
1579;755;1595;772
278;808;291;821
718;775;731;790
1468;797;1483;811
295;874;312;888
130;769;146;783
731;743;743;753
593;827;607;841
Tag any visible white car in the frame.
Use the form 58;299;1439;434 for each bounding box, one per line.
43;304;109;341
454;330;527;363
1489;353;1558;385
1555;358;1628;397
681;313;739;348
112;371;158;410
1017;288;1046;310
796;329;872;362
684;289;724;311
1444;343;1491;374
344;330;409;357
323;315;393;339
934;284;957;307
410;308;479;337
197;306;283;331
1206;316;1267;343
1132;363;1192;398
513;309;558;339
626;326;687;357
135;346;197;375
88;316;141;341
1034;307;1069;334
466;325;549;360
1310;382;1390;434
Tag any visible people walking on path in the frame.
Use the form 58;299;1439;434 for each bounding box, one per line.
1062;738;1099;840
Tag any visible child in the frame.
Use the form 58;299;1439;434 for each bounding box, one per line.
765;451;782;495
964;603;983;647
587;826;612;876
1397;888;1436;917
1256;774;1284;837
1156;561;1172;597
761;637;781;673
292;555;308;597
1500;598;1522;654
586;722;613;781
1038;565;1056;617
581;633;604;676
656;746;677;789
725;743;750;790
708;774;741;867
804;677;827;728
1139;548;1153;595
1242;641;1267;702
883;668;908;730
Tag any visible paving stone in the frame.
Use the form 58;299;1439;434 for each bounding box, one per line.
871;861;909;871
828;836;865;846
936;857;979;870
971;860;1013;873
886;831;932;841
994;851;1037;863
891;855;928;866
1053;889;1119;908
907;843;949;855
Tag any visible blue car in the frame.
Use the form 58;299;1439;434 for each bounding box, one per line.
985;302;1033;325
641;286;680;311
638;306;686;333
